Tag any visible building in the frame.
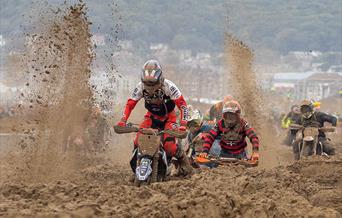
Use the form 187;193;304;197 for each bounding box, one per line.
272;72;342;100
301;73;342;100
272;72;315;89
0;35;5;46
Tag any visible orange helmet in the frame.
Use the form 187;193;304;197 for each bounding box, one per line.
223;95;234;103
222;100;241;114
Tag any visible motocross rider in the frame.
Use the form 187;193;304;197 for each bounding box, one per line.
184;108;212;157
199;100;260;162
282;104;301;146
292;100;337;160
116;59;192;175
202;95;235;156
204;95;234;123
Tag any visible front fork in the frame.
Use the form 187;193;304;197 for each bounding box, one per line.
150;152;159;183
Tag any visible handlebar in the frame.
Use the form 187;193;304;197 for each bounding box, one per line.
289;124;335;133
195;155;258;167
113;123;187;139
163;129;187;139
320;126;335;133
113;125;139;134
289;124;303;130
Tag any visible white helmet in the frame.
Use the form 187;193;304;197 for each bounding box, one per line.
187;107;203;127
141;59;163;85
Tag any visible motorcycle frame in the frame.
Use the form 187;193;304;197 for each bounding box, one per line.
134;132;170;183
297;127;323;159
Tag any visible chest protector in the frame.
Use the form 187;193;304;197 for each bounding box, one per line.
301;113;320;128
143;89;175;117
221;122;243;142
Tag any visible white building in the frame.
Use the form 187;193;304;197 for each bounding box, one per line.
0;35;5;46
302;73;342;100
272;72;342;100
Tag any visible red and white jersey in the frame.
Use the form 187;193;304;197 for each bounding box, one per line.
131;79;182;101
120;79;188;125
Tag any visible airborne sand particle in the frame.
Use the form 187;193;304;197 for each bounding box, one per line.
3;2;100;183
0;3;341;217
224;34;293;168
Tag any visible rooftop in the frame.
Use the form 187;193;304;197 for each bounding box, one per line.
306;73;342;81
273;72;315;81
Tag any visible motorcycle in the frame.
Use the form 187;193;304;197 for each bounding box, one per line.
114;123;187;187
289;124;335;159
185;135;257;168
194;155;258;168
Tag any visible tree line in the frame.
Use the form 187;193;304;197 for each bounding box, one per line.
0;0;341;54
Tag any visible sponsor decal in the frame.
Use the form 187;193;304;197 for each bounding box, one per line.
169;85;180;98
132;87;139;98
245;122;251;129
181;105;189;120
171;123;179;129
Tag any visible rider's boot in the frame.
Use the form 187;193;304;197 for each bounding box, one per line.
175;148;193;176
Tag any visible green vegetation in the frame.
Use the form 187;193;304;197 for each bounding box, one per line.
0;0;341;54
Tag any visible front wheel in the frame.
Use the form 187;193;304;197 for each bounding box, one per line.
150;165;158;183
301;141;314;159
133;177;151;187
150;155;159;183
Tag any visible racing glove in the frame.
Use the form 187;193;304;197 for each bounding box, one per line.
178;126;187;132
116;118;127;127
250;151;260;162
199;147;209;158
198;152;208;158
